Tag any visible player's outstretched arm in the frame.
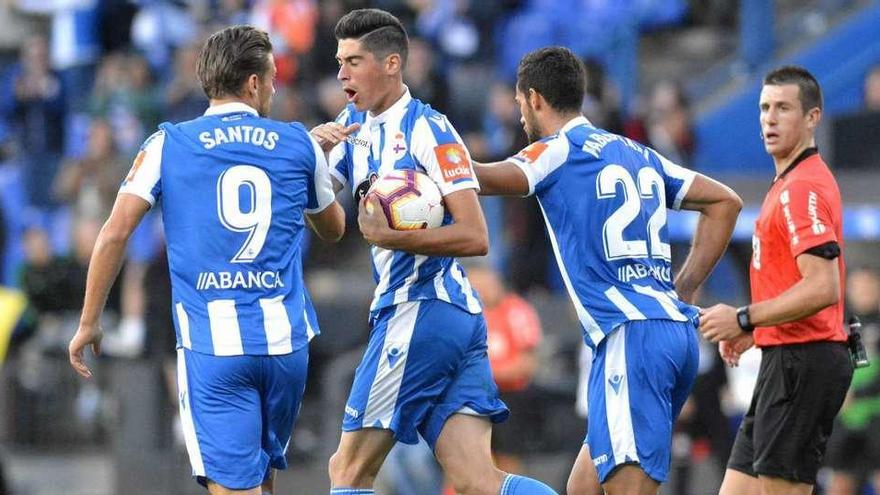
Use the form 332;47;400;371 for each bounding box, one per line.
69;192;150;378
674;174;743;303
358;188;488;257
472;160;530;196
306;201;345;242
700;254;840;343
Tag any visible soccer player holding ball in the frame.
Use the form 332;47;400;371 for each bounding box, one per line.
68;26;345;494
311;8;558;495
472;47;742;495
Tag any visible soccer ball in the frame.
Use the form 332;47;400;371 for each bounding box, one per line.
366;169;444;230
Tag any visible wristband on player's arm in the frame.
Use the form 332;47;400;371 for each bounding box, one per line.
736;305;755;333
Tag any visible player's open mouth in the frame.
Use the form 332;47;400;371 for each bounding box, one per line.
764;131;779;142
344;88;358;102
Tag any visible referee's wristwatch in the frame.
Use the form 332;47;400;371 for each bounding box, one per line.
736;305;755;333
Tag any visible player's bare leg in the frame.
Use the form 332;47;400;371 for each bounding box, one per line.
328;428;396;489
434;414;505;495
567;444;602;495
758;476;814;495
718;469;759;495
600;465;658;495
261;469;275;494
206;480;260;495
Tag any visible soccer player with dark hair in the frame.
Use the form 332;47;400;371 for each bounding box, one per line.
311;8;558;495
700;65;853;495
472;46;743;495
68;25;345;495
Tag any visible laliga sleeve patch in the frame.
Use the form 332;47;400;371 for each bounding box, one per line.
514;142;548;164
125;150;146;183
434;143;473;183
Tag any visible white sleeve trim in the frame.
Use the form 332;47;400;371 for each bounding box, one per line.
656;152;697;210
327;141;348;189
505;137;568;197
509;158;537;197
411;117;479;197
119;131;164;207
305;134;336;214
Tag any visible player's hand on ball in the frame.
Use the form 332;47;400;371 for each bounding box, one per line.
359;194;393;247
69;323;103;378
698;303;745;343
310;122;360;152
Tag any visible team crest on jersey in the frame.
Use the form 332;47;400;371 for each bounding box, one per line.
515;142;549;164
434;143;472;183
355;172;379;200
392;132;408;160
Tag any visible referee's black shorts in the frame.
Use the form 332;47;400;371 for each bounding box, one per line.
727;340;853;484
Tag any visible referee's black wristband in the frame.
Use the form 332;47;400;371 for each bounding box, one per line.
736;305;755;333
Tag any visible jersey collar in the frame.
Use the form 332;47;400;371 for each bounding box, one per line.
774;147;818;182
367;87;412;125
561;115;592;134
204;102;259;117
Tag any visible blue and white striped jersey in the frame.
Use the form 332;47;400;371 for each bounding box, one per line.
120;102;336;356
509;116;699;350
328;89;482;314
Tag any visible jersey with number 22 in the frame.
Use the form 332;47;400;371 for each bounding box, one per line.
508;116;698;350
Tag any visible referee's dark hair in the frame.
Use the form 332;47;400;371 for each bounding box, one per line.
763;65;823;112
335;9;409;67
197;25;273;100
517;46;586;113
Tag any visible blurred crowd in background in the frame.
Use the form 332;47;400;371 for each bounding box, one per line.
0;0;878;494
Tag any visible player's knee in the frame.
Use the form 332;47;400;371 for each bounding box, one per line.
327;449;377;488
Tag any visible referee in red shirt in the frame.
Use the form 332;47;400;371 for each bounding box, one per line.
700;66;853;495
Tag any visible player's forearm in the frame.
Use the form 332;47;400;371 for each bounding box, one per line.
748;272;839;327
79;225;130;326
380;223;488;257
473;161;529;196
675;201;740;303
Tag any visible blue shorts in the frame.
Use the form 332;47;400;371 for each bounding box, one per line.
342;299;508;449
586;319;699;483
177;347;308;490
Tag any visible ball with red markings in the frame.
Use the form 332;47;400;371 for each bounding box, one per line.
365;169;444;230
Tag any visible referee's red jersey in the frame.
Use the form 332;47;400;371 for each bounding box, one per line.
750;149;847;347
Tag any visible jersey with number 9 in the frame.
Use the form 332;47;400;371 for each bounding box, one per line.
120;103;336;356
507;116;699;350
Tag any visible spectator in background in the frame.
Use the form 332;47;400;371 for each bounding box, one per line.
404;38;448;111
90;53;162;155
316;75;348;123
19;226;82;317
16;0;101;111
581;59;623;134
53;118;127;223
647;80;695;167
825;267;880;495
468;262;543;475
1;35;66;210
250;0;319;84
829;64;880;170
164;43;207;124
129;0;197;75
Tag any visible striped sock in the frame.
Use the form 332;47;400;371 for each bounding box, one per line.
500;473;558;494
330;489;375;495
